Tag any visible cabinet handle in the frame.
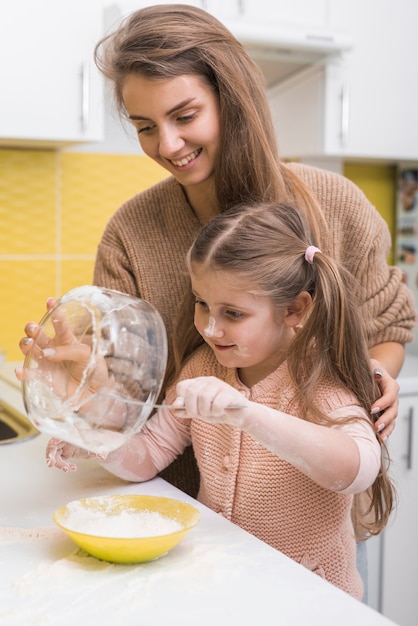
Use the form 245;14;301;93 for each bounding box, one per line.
340;83;350;148
404;406;414;470
81;61;90;134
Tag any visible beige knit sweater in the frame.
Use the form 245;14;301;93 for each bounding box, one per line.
93;162;416;495
94;162;416;349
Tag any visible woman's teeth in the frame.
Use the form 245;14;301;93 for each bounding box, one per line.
171;148;201;167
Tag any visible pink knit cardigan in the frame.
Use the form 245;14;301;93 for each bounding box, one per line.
140;346;380;599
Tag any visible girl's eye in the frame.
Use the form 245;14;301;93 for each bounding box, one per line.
195;299;208;310
225;309;243;320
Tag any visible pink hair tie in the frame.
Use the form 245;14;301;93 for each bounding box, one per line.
305;245;321;264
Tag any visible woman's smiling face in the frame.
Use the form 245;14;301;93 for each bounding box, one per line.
122;73;220;191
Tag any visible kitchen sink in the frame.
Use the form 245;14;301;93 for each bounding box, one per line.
0;400;39;445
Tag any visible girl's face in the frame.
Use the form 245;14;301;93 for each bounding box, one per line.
191;268;295;387
122;73;220;193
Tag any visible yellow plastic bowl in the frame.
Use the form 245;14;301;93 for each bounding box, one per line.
53;494;200;564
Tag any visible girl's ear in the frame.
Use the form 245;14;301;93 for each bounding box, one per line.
284;291;312;328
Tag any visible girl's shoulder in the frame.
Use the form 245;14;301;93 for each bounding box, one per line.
254;364;363;414
178;344;230;382
314;379;363;414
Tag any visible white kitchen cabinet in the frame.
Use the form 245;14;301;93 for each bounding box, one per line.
0;0;104;147
377;389;418;626
269;0;418;161
208;0;328;26
236;0;328;29
110;1;333;34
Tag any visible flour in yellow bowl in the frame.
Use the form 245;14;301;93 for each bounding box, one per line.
53;494;200;563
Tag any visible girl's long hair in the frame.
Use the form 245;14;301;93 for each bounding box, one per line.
94;4;327;245
172;201;395;538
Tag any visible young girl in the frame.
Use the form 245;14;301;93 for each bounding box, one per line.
42;201;394;600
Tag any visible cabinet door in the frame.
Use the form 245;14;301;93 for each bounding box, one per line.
241;0;328;29
380;394;418;625
270;0;418;161
327;0;418;160
0;0;103;147
208;0;328;31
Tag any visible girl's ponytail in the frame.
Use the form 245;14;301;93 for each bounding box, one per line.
287;249;395;538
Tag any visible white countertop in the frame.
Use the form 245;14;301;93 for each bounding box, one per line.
0;364;401;626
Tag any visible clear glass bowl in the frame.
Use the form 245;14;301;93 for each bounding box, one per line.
22;286;167;455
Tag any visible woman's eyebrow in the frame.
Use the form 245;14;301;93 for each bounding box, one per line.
128;98;197;121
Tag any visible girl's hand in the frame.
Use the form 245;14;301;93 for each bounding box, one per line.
370;360;400;438
46;438;93;472
174;376;248;425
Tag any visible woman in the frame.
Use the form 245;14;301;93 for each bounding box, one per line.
21;4;415;497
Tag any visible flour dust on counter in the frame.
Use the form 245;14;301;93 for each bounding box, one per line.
0;522;250;626
0;525;63;544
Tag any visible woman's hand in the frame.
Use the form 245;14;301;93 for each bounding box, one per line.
173;376;249;425
16;297;109;400
370;360;400;438
18;297;83;362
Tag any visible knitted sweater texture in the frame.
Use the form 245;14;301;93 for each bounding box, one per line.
143;344;373;600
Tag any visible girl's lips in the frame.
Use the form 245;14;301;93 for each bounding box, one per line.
213;344;235;352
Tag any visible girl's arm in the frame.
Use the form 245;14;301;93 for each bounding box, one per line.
95;404;192;481
46;403;192;480
238;402;379;493
174;376;380;493
45;434;158;481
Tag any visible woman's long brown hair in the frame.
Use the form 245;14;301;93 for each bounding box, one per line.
94;4;328;246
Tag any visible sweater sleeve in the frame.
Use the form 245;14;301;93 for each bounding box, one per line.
137;404;192;473
93;215;141;298
330;405;381;494
341;188;416;347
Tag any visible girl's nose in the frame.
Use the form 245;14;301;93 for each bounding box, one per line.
203;316;224;339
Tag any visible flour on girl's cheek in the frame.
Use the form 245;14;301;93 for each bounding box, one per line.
232;345;249;357
204;316;216;338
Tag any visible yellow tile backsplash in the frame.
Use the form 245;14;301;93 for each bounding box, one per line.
0;147;396;362
60;153;166;255
0;150;57;255
0;148;167;360
0;259;56;361
61;259;96;295
343;162;397;256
